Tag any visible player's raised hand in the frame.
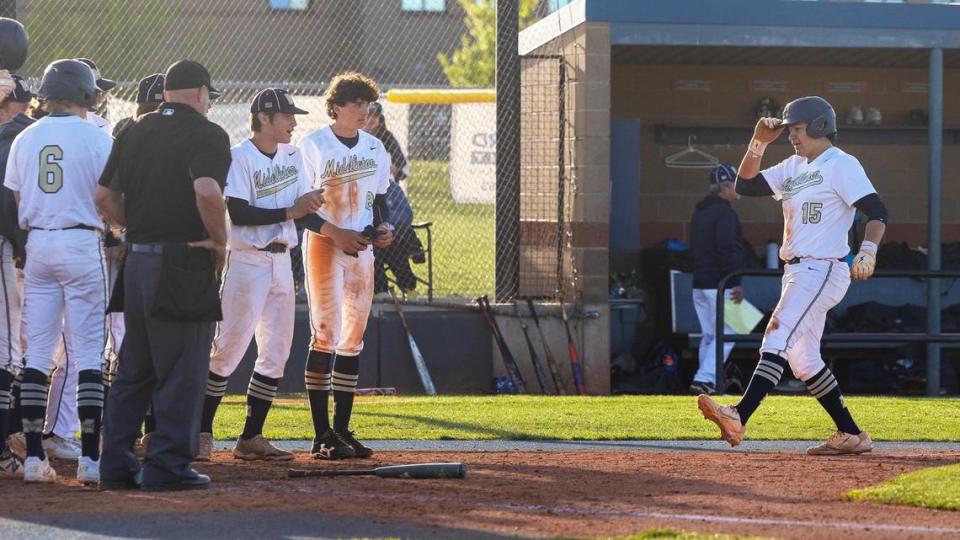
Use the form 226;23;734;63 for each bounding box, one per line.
373;223;394;248
730;286;744;304
752;117;785;144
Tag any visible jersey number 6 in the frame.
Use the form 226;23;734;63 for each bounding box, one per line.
38;145;64;194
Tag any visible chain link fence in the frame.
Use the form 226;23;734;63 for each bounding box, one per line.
12;0;572;302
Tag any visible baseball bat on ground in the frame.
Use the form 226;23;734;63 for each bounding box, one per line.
526;298;568;395
476;295;527;393
561;301;587;395
514;300;551;395
288;462;466;479
390;288;437;395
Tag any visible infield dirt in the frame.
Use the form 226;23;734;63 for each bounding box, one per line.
2;450;959;539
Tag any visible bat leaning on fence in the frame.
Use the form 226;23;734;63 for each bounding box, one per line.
476;295;527;393
515;300;551;395
289;463;467;479
526;298;568;394
561;301;588;395
390;289;437;395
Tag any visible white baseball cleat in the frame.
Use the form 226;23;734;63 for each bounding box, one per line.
807;430;873;456
43;435;81;461
77;456;100;484
23;456;57;483
698;394;746;447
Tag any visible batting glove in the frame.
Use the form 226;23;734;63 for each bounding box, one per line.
851;241;877;281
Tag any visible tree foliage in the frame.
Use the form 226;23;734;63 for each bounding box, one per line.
438;0;540;88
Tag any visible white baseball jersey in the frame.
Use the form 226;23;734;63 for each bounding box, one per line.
299;126;390;231
86;111;112;135
761;146;875;261
4;115;112;230
224;139;308;250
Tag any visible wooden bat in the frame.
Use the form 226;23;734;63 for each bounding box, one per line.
390;289;437;396
355;387;397;396
526;298;567;394
514;301;551;395
289;462;466;479
560;301;587;395
476;296;527;393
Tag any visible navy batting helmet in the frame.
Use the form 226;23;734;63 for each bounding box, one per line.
38;59;98;109
0;18;27;72
782;96;837;139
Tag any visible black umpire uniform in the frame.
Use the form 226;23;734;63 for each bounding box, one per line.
98;61;230;491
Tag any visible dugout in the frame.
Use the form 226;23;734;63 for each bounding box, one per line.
518;0;960;395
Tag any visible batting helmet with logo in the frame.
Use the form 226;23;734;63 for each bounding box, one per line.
0;18;27;72
782;96;837;139
38;59;98;109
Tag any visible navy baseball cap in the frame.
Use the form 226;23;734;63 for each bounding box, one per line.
5;75;32;103
164;60;221;99
710;164;737;185
75;58;116;92
250;88;308;114
136;73;164;104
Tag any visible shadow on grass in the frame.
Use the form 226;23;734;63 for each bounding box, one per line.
360;410;539;440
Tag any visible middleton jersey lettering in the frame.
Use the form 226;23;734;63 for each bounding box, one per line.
225;139;307;250
299;126;390;232
761;146;875;261
3;115;112;230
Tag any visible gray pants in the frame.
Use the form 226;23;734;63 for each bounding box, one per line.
101;252;214;484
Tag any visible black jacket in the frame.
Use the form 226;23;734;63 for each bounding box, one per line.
0;113;34;259
690;194;743;289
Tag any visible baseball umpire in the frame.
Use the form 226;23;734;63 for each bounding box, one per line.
97;60;230;491
698;96;888;455
197;88;323;462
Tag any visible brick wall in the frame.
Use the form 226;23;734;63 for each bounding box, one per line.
611;63;960;250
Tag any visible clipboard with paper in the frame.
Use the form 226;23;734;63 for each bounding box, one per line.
724;297;764;335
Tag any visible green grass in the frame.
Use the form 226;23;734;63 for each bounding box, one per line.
406;160;494;299
213;395;960;442
606;530;767;540
844;463;960;511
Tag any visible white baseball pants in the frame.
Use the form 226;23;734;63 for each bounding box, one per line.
760;259;850;381
22;229;106;374
0;240;20;375
209;249;295;380
692;288;735;385
303;232;374;356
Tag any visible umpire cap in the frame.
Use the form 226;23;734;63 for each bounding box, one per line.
37;59;98;109
782;96;837;139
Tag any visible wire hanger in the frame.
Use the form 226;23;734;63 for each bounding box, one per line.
664;136;720;169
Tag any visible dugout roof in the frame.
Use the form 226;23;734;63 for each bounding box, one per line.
521;0;960;59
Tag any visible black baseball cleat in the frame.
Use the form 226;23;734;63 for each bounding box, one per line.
311;429;356;460
336;430;374;459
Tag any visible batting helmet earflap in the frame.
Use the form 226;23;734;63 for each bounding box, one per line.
0;18;27;72
38;59;98;109
782;96;837;139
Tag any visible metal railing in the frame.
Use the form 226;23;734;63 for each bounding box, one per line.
715;269;960;396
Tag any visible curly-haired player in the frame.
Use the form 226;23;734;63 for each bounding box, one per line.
298;72;394;459
698;96;887;455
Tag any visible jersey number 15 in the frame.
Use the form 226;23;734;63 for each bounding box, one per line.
801;202;823;224
38;145;64;194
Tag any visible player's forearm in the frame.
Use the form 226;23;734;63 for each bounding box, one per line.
737;149;762;181
861;220;886;248
193;177;227;245
226;197;286;226
94;185;126;227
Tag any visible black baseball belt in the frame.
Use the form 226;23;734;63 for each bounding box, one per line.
258;242;288;253
29;224;97;232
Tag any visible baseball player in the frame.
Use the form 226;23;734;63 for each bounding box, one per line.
197;88;323;462
76;58;115;134
299;72;394;460
5;59;111;483
0;73;28;476
698;96;888;455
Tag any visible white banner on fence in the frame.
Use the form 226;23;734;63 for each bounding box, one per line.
449;102;496;204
